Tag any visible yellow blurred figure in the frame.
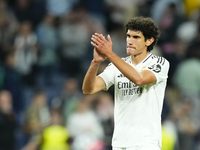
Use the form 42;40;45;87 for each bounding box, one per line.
183;0;200;16
41;125;70;150
161;126;176;150
39;110;71;150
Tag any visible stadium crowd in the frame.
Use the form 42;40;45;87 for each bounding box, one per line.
0;0;200;150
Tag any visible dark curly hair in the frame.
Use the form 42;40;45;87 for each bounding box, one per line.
125;16;160;52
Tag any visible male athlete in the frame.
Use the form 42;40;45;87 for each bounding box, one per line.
82;16;169;150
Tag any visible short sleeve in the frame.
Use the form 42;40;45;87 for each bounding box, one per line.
98;63;116;90
146;58;170;83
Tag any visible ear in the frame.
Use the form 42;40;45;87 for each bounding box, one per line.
146;37;154;46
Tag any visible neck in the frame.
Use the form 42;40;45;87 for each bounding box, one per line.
131;51;148;66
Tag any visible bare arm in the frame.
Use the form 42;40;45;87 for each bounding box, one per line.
82;61;106;95
105;52;156;85
91;33;156;86
82;48;106;95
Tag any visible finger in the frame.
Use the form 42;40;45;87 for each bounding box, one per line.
92;35;103;45
95;48;102;56
91;41;98;48
100;34;106;40
107;34;112;43
95;33;106;41
91;35;99;44
91;41;102;52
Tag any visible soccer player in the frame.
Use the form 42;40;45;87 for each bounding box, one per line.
82;16;170;150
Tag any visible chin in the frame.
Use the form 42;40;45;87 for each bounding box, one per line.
127;50;134;55
127;48;137;55
127;52;131;55
126;50;132;55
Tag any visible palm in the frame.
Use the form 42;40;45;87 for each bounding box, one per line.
93;48;106;62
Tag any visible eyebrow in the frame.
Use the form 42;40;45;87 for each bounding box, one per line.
126;33;141;38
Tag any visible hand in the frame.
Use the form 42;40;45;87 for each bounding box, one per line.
91;33;113;57
93;47;106;63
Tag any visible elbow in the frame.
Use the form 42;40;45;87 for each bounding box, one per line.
128;75;144;86
82;83;95;95
82;89;89;95
134;78;156;86
82;88;93;95
83;91;94;95
82;91;91;95
135;82;142;86
134;79;144;86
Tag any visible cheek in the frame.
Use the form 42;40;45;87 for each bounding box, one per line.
139;41;146;49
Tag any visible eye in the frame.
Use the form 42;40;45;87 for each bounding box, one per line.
133;36;140;39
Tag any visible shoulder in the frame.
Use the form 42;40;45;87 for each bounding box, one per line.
144;54;169;74
144;54;169;67
144;53;169;65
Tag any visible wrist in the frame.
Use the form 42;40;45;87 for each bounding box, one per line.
106;51;115;60
92;59;101;65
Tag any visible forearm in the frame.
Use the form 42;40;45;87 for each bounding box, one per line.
107;52;143;85
82;60;101;94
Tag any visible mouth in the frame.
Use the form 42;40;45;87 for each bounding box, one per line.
127;46;135;50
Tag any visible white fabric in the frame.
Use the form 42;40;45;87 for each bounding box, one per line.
113;141;160;150
98;53;169;148
67;110;104;139
14;33;38;75
113;140;160;150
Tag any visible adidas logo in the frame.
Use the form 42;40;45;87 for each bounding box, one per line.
117;74;125;78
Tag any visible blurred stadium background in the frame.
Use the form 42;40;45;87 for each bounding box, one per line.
0;0;200;150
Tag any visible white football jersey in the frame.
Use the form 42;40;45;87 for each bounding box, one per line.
98;53;169;148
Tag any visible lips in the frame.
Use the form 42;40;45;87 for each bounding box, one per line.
127;46;135;49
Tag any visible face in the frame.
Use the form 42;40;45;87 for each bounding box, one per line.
126;30;152;56
35;94;46;107
0;91;12;113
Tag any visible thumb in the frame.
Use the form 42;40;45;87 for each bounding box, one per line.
107;34;112;43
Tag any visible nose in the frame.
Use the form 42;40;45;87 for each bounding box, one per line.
127;37;133;45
